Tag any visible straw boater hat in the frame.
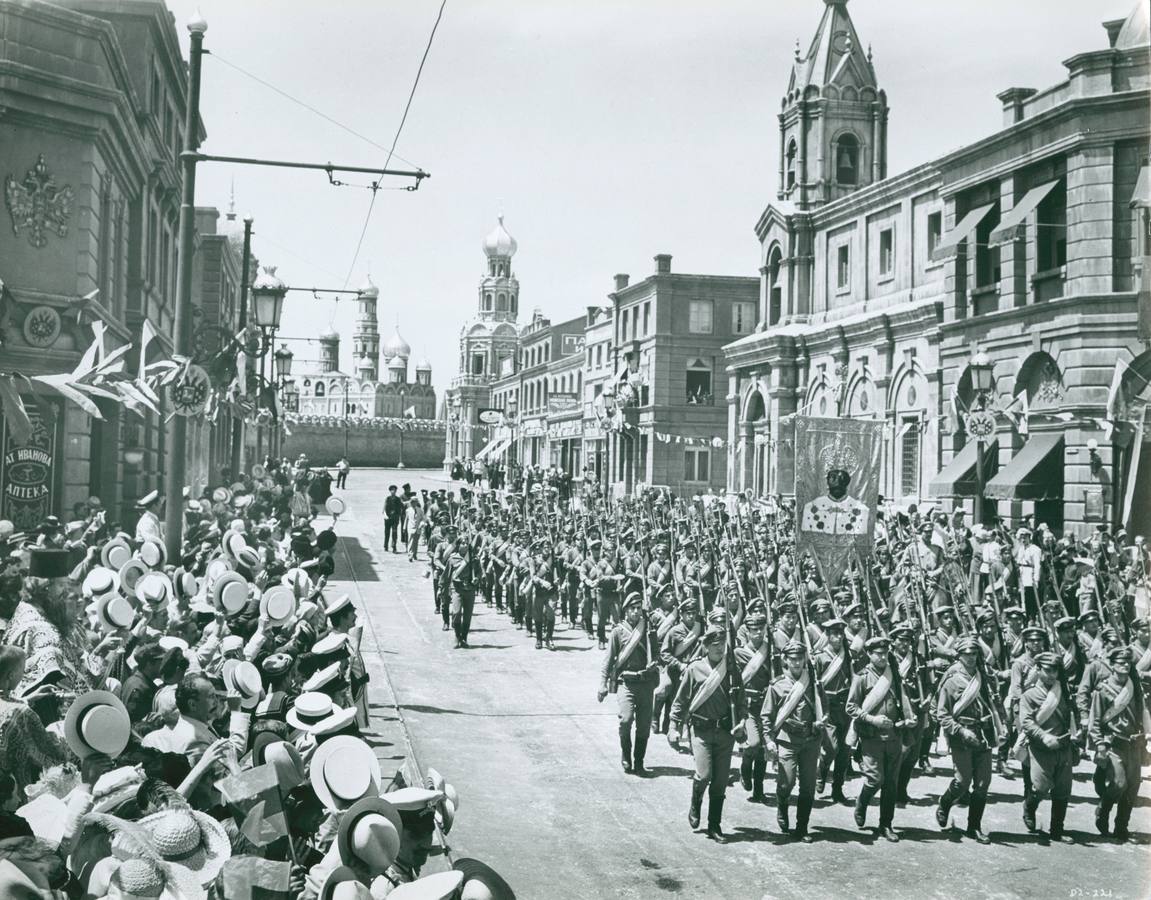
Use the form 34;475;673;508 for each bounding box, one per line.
454;858;516;900
335;796;403;876
204;558;234;581
95;591;136;632
64;691;131;760
282;567;314;597
318;866;372;900
259;585;297;625
138;539;166;569
388;871;466;900
135;571;174;609
82;566;120;600
117;558;150;596
101;537;134;571
286;691;337;732
223;660;263;711
309;735;381;810
301;661;342;693
310;706;359;741
211;571;250;617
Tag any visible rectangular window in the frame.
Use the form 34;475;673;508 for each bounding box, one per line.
595;345;603;367
643;301;651;336
686;368;712;404
836;245;850;290
879;228;894;277
688;299;713;334
927;212;942;259
900;418;920;497
1036;181;1067;272
731;301;757;335
632;307;640;340
684;448;710;483
975;202;1001;288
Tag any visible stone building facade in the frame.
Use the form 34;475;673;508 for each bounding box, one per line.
723;0;1150;536
0;0;190;528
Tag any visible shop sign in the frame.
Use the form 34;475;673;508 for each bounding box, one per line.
1;396;63;530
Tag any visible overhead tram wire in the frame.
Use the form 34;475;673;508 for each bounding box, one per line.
208;50;424;173
340;0;449;289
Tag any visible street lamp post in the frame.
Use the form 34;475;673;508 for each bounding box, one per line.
229;214;254;477
250;266;288;464
965;348;997;525
273;343;293;460
397;388;406;469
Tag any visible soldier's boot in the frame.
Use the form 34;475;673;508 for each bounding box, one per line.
896;753;915;805
776;791;790;834
740;755;754;793
830;779;850;805
966;795;990;844
633;732;649;777
936;782;957;829
706;794;728;843
879;790;899;842
794;794;814;843
854;784;875;829
1049;796;1073;843
620;729;633;774
751;757;767;803
1113;799;1133;843
688;778;706;829
1021;766;1032;803
651;698;664;735
1095;799;1114;836
1022;794;1039;833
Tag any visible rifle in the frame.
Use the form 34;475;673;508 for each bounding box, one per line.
792;566;831;742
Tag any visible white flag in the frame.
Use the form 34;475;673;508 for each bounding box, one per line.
404;405;416;418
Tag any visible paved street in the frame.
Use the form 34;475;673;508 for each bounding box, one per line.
326;468;1151;900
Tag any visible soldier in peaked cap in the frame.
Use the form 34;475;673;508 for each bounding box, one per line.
1019;651;1077;841
527;543;557;651
581;538;623;650
764;639;822;841
598;592;659;776
654;597;701;735
734;609;773;803
669;625;746;843
1088;646;1151;841
810;615;853;806
935;635;999;844
846;635;914;841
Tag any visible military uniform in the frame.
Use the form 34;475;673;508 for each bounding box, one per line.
528;549;557;650
846;636;913;840
447;532;480;648
582;548;622;649
1087;647;1150;841
935;636;998;842
813;619;852;803
599;594;659;775
657;605;702;735
734;612;773;802
764;640;820;840
670;627;746;842
1019;652;1076;841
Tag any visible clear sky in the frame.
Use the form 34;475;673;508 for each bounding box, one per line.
166;0;1127;394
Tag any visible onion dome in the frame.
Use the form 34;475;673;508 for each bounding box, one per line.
1117;0;1149;51
482;215;518;258
319;325;339;342
386;355;406;370
358;275;379;300
415;356;432;373
356;356;374;372
382;326;410;360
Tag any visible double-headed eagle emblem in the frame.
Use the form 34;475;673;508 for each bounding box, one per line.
5;155;74;248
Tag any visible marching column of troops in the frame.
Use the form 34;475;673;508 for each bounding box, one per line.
420;484;1151;845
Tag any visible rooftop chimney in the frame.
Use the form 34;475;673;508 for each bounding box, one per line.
1103;17;1126;48
654;254;672;275
614;273;630;290
996;87;1037;127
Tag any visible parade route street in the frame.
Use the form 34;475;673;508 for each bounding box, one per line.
329;469;1151;900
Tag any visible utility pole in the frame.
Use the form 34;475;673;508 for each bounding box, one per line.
164;13;206;562
398;388;406;469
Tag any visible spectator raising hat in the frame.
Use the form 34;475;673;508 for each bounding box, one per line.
388;871;466;900
309;735;381;810
334;795;403;877
63;691;131;760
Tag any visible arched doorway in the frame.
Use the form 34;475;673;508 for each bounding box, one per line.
742;388;769;495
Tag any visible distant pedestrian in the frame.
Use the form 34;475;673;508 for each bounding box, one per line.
406;499;424;561
384;484;403;553
336;455;350;489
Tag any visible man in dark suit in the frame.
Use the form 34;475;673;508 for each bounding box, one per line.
384;485;403;553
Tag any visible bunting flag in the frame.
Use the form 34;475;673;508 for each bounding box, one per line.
404;405;417;418
219;858;293;900
216;763;289;846
1002;391;1030;435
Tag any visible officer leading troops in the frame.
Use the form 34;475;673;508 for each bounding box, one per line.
598;593;660;776
669;625;747;843
764;640;822;841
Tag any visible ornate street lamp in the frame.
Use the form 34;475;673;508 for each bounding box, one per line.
251;266;288;330
274;343;293;381
969;349;995;397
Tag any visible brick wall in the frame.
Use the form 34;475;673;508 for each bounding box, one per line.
282;420;446;468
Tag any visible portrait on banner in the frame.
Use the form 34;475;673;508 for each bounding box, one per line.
794;416;883;584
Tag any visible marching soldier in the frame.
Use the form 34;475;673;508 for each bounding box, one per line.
1019;651;1077;841
447;526;480;649
598;593;659;775
846;635;914;841
814;617;852;804
764;639;822;841
529;544;557;651
1088;646;1151;841
583;539;624;650
656;599;703;735
734;609;773;803
935;635;998;843
669;626;747;842
1008;625;1046;796
891;622;929;803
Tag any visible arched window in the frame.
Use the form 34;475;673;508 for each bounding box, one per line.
315;382;325;397
497;293;507;311
484;292;493;311
836;134;859;185
768;246;783;326
786;139;797;189
510;292;517;314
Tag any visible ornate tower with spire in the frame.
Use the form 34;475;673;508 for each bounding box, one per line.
478;215;519;323
352;276;380;381
779;0;888;210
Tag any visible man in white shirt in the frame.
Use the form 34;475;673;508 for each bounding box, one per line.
1013;527;1043;621
134;490;164;543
